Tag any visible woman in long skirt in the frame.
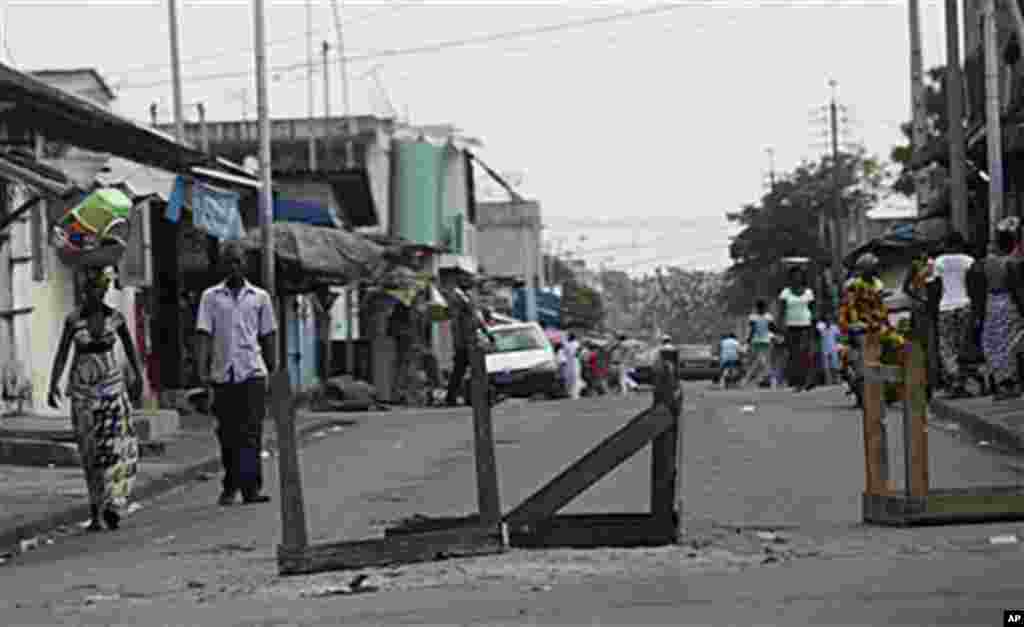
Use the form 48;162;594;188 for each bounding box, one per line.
48;267;144;531
982;218;1024;401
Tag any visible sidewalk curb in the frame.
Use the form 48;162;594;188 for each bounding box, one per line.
929;398;1024;454
0;415;360;553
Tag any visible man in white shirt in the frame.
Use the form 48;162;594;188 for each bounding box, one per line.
933;232;975;395
196;241;278;506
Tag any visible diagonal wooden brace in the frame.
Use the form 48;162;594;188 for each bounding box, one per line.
504;406;676;528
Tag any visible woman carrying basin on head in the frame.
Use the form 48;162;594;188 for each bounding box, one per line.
47;266;143;532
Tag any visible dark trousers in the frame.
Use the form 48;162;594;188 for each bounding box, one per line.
445;346;470;405
785;326;816;388
213;378;266;496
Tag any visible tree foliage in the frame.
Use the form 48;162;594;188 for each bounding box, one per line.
889;65;949;197
723;150;887;315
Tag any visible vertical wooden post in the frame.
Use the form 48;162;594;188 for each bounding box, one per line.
470;344;501;524
862;332;885;495
271;368;308;552
650;358;679;527
906;334;930;497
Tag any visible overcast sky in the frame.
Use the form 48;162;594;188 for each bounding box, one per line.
1;1;949;275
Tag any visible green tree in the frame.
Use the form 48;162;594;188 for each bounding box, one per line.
621;268;729;344
889;65;949;197
723;150;887;315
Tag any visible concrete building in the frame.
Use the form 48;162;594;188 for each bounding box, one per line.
475;199;544;287
154;114;484;401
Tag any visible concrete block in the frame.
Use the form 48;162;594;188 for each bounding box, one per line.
0;438;81;467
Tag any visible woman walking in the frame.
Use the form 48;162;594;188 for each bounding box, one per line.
778;266;817;392
982;218;1024;400
48;267;143;531
933;232;976;397
744;299;776;387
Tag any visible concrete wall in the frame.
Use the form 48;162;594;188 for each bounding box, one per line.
475;200;543;284
359;127;392;237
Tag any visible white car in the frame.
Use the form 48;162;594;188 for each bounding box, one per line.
484;322;564;399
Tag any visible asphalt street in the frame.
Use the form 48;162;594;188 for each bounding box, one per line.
2;383;1024;625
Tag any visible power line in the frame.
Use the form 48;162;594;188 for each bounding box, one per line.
109;4;413;80
114;3;687;91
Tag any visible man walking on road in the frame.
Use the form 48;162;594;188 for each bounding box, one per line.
196;241;277;506
443;271;484;407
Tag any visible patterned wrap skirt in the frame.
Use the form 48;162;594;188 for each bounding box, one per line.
68;367;139;511
982;292;1024;385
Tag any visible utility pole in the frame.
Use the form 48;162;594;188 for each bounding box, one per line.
329;0;356;169
829;79;843;299
984;0;1004;244
322;41;331;164
167;0;188;397
196;102;210;154
253;0;276;307
305;0;317;171
946;0;969;240
167;0;185;145
909;0;928;218
765;147;776;192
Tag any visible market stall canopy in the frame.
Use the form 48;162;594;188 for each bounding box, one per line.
240;222;388;289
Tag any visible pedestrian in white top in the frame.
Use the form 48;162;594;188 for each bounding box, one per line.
777;266;818;392
933;231;976;395
562;333;581;399
196;240;278;506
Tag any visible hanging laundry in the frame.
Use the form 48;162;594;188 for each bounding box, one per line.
192;183;244;241
164;176;245;240
165;176;186;223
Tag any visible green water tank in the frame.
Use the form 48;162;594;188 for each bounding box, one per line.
393;141;443;246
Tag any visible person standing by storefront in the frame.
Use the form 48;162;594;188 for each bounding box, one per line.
443;272;485;407
196;241;277;506
932;232;975;396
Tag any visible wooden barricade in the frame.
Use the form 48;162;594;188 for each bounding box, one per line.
861;330;930;523
389;349;687;548
273;345;506;577
273;344;687;576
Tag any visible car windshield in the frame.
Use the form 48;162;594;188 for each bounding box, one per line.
490;327;547;353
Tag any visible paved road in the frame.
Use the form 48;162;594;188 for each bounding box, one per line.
2;384;1024;625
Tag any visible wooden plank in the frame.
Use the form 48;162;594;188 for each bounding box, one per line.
650;412;678;525
277;524;506;576
926;493;1024;516
861;334;885;496
470;345;501;525
271;368;309;552
907;338;929;497
509;513;677;549
504;406;674;528
385;515;480;536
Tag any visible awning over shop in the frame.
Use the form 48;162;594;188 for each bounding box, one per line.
0;62;258;186
240;222;388;290
273;198;339;227
0;149;73;196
